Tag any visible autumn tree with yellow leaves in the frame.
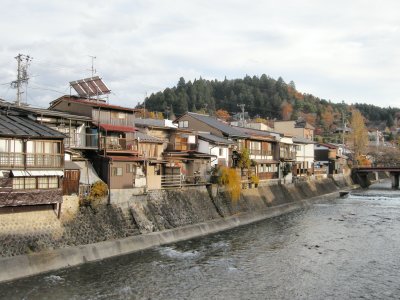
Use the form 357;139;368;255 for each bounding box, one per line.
347;109;369;163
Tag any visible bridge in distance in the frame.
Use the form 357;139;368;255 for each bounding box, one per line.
352;165;400;188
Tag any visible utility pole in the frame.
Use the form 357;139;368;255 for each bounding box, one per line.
143;92;147;118
341;101;346;145
237;104;245;127
11;54;32;106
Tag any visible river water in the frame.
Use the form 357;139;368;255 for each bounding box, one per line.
1;181;400;300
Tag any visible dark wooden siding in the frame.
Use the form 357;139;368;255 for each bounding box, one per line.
63;170;80;195
0;189;63;207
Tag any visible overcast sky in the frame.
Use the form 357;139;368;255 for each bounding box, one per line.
1;0;400;109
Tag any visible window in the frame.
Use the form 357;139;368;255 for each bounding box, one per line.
265;164;277;173
262;142;272;155
126;163;136;173
0;138;23;152
178;121;188;128
111;111;126;119
0;138;24;166
250;141;261;150
38;177;59;189
12;177;51;190
25;178;36;189
219;148;224;156
112;167;123;176
38;177;47;189
27;141;61;155
13;178;25;190
26;140;62;167
49;177;58;188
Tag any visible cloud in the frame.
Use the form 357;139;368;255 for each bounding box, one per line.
0;0;399;109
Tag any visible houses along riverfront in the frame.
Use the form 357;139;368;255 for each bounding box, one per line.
0;77;387;283
0;91;350;211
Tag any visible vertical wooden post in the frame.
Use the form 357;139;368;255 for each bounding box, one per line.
57;202;62;219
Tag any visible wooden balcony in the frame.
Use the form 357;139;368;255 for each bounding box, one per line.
100;137;138;153
92;110;135;126
0;152;63;168
167;142;197;152
0;153;24;168
249;149;272;156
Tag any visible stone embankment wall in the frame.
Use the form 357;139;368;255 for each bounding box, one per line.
0;175;353;258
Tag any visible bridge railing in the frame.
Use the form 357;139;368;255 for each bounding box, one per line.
353;162;400;169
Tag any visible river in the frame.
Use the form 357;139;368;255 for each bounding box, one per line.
1;180;400;299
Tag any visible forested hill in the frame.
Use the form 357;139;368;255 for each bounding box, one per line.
140;75;399;129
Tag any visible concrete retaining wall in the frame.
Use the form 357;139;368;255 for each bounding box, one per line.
0;189;344;283
0;176;358;283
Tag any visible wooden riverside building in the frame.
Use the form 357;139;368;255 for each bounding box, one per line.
0;111;65;216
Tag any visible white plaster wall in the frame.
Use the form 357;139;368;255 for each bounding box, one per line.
198;140;209;154
280;136;293;144
296;143;314;165
210;146;229;167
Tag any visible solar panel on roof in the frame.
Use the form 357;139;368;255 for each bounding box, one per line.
70;76;111;97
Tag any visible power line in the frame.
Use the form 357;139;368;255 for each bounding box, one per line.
28;85;65;94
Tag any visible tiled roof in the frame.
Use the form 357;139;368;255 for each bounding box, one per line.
293;136;315;144
134;131;164;143
232;126;277;141
0;114;66;138
197;133;235;145
316;143;337;149
0;101;92;121
134;118;177;128
185;112;248;138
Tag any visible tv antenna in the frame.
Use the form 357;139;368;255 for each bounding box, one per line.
88;55;96;77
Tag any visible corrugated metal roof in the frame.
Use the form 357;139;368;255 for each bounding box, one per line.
185;112;248;138
100;124;137;133
0;114;66;138
11;170;64;176
108;155;145;162
65;161;81;170
50;96;137;113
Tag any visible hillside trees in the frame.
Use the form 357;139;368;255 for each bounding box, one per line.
138;75;399;129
